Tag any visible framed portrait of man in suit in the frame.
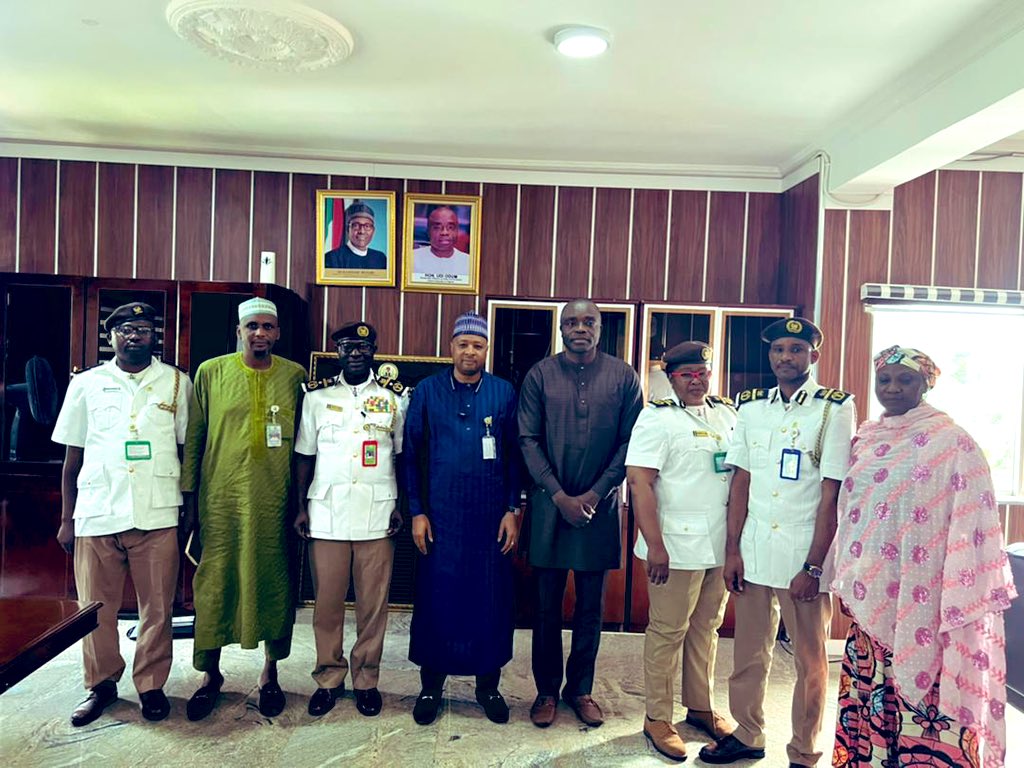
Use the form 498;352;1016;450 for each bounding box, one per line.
316;190;396;286
401;193;482;294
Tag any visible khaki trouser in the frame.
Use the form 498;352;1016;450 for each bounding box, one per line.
309;537;394;690
644;565;728;722
729;583;832;767
74;527;179;692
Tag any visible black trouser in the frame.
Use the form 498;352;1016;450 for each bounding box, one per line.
420;667;500;694
531;567;606;698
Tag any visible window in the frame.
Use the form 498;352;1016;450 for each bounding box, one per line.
868;303;1024;498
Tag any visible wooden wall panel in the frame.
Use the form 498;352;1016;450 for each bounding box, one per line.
665;190;707;303
629;189;669;301
479;183;517;300
844;211;889;409
704;191;745;303
590;188;631;300
744;192;781;304
891;171;935;285
552;186;593;299
780;175;819;316
288;173;328;309
173;167;212;281
819;210;846;389
516;185;555;297
933;170;979;287
978;171;1022;290
325;286;366;346
18;159;57;274
249;171;289;285
0;158;17;271
440;181;482;348
136;165;174;280
211;169;251;282
402;180;443;356
57;160;95;277
96;163;135;278
364;177;403;353
439;294;476;355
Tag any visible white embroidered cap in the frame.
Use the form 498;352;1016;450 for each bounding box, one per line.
238;297;278;321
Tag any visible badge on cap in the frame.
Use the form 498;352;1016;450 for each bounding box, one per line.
786;319;803;334
701;346;712;361
357;325;370;338
132;305;143;316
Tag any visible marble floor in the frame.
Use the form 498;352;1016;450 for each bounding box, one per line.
1;609;1020;767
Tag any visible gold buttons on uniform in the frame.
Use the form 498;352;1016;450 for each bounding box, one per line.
771;490;779;497
128;467;135;474
772;522;779;530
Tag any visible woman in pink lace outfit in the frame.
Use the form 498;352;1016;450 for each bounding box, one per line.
831;345;1017;768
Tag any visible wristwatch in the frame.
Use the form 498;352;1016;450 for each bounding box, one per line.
802;561;823;579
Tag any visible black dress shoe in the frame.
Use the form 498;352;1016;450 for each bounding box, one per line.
698;734;766;764
258;681;286;717
70;680;117;727
412;690;442;725
186;676;223;722
355;688;382;717
475;689;509;724
308;684;344;717
139;689;170;722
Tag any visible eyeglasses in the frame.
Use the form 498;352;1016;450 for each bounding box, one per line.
668;369;710;380
337;341;374;354
349;221;374;231
113;325;155;338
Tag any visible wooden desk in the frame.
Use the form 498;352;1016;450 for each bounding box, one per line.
0;598;101;694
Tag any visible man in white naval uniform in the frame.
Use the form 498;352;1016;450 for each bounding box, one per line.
293;321;408;718
700;317;856;768
627;341;737;761
52;301;192;726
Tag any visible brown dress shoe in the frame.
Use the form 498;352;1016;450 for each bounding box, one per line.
563;693;604;727
684;708;735;741
643;717;687;761
530;695;557;728
70;680;117;727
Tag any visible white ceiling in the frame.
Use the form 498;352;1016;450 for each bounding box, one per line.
1;0;1022;180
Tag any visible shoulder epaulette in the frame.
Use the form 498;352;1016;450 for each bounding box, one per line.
70;363;102;377
736;388;769;407
814;387;852;404
707;395;735;407
649;398;677;408
302;376;337;393
375;374;406;395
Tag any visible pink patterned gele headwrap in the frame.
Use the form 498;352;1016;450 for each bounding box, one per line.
873;345;941;389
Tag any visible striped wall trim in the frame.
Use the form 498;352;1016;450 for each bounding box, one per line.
861;283;1024;306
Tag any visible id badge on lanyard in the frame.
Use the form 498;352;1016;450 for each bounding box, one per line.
482;415;496;460
266;405;283;448
780;448;801;480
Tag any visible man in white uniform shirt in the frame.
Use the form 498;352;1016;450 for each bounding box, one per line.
294;321;408;718
626;341;737;761
699;318;855;768
52;301;192;726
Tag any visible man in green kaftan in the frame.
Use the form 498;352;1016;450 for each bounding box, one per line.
180;296;306;721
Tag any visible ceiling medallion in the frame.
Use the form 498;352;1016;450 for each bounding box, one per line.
165;0;354;71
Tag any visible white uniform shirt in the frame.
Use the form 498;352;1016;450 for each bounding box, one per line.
626;394;737;569
294;372;409;541
724;377;856;590
51;357;192;537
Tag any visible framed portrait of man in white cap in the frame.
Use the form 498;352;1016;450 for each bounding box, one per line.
401;193;482;295
316;190;397;287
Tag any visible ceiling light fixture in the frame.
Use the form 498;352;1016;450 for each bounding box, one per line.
553;26;610;59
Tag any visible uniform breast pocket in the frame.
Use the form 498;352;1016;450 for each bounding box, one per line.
316;417;347;447
749;429;772;469
88;396;122;431
150;453;182;509
144;398;176;433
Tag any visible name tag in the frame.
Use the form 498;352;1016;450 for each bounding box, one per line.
266;423;283;448
482;435;496;460
780;448;801;481
125;440;152;461
326;404;343;412
713;451;729;473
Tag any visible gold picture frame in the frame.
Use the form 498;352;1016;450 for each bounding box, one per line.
309;352;452;388
316;189;397;287
401;193;482;294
